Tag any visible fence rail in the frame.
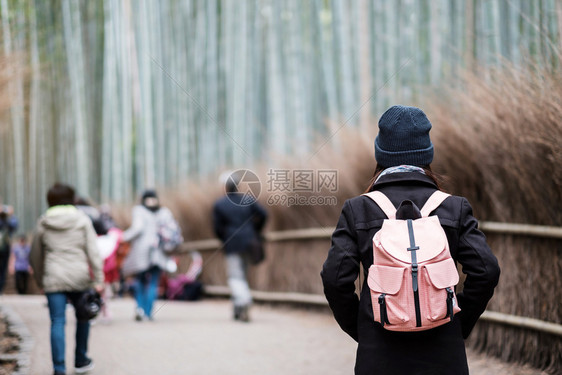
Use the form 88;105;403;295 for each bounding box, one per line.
181;222;562;336
479;222;562;239
179;221;562;253
203;286;562;337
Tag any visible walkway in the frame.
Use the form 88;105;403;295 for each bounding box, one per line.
0;295;547;375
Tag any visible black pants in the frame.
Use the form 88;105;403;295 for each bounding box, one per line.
15;271;29;294
0;250;9;294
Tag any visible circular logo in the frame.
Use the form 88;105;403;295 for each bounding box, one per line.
225;169;262;206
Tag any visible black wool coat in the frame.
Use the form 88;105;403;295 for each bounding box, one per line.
321;172;500;375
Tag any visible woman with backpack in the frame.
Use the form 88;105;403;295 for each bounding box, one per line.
321;105;501;375
121;189;180;321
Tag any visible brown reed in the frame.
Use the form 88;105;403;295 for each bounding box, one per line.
423;64;562;374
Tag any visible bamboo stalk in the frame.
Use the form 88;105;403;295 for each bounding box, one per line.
357;0;371;131
62;0;90;196
1;0;26;227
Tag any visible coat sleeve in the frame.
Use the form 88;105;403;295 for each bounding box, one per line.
251;202;268;233
455;198;501;338
84;219;104;286
212;203;226;241
122;206;144;242
321;200;361;342
29;227;45;290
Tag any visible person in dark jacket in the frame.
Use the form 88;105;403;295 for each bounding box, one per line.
213;173;267;322
321;105;500;375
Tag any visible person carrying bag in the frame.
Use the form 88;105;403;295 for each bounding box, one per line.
321;105;501;375
121;189;182;321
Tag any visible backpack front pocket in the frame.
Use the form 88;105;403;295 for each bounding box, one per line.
422;258;461;322
367;265;409;326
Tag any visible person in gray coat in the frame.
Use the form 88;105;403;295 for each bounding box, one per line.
121;189;176;321
30;183;104;375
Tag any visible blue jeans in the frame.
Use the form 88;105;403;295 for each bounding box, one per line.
46;291;91;374
133;266;161;318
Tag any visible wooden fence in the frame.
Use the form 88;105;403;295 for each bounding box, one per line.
178;221;562;337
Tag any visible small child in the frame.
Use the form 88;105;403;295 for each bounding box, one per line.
11;235;31;294
95;227;123;323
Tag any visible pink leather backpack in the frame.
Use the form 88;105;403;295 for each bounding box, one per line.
363;190;461;331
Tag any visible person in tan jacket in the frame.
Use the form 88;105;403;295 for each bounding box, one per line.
30;183;103;375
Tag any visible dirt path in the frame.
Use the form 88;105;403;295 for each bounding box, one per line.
0;295;547;375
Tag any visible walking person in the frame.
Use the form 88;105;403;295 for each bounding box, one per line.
0;204;18;294
213;173;267;322
121;189;179;321
10;234;31;294
29;183;104;375
76;196;120;322
321;105;501;375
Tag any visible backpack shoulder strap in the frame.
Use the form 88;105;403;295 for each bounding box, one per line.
362;191;396;219
420;191;450;217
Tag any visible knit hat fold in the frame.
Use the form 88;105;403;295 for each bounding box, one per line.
374;105;434;167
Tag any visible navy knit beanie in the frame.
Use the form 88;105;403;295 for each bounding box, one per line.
374;105;434;168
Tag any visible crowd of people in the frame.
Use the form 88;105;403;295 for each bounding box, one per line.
0;172;267;375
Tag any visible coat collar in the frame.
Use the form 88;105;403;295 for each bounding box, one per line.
371;171;438;190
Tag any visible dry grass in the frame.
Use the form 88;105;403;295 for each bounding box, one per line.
422;64;562;374
428;66;562;226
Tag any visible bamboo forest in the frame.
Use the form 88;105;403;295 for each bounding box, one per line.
1;0;561;229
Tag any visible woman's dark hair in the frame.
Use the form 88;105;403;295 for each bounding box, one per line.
141;189;158;201
364;165;445;193
141;189;160;212
47;183;76;207
225;179;238;193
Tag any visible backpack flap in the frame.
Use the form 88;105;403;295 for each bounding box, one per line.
423;258;459;288
367;264;406;295
377;216;447;264
422;258;461;322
